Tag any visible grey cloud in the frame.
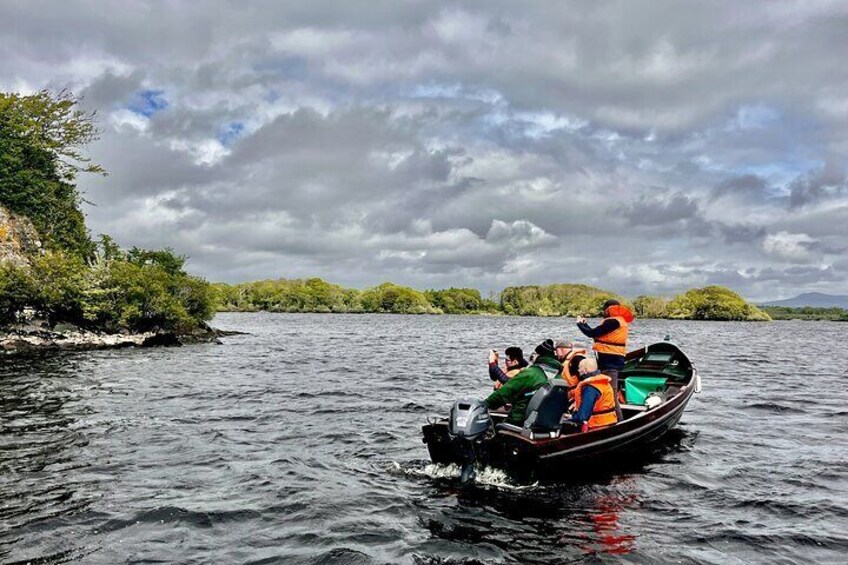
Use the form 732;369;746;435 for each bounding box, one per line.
2;0;847;298
621;192;699;226
715;222;767;245
79;70;146;112
788;161;847;209
712;174;769;201
754;265;841;284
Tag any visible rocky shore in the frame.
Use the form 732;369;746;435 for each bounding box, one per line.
0;321;241;354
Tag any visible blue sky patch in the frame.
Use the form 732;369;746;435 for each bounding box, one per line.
218;122;246;146
127;90;168;117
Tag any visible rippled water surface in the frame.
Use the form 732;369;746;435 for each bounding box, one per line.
2;313;847;564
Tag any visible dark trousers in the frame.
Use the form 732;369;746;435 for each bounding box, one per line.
602;369;623;421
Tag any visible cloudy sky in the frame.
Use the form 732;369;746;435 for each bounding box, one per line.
3;1;847;300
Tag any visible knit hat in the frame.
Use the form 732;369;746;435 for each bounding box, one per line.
534;339;556;358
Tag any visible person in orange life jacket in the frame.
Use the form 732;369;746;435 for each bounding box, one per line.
566;357;619;432
576;299;634;372
554;339;588;403
488;346;528;389
577;299;634;420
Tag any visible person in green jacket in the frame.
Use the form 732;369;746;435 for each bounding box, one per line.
483;339;563;425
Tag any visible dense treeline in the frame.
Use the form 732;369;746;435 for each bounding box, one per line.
0;90;215;333
213;280;497;314
214;279;771;320
633;286;772;321
761;306;848;321
500;284;623;316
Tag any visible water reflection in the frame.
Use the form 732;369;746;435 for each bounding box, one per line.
418;429;693;561
417;478;641;562
577;485;637;557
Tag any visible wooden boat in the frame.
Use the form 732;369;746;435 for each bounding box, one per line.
421;340;700;479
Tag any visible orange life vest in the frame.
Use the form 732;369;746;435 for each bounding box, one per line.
573;374;619;429
562;348;587;401
592;316;629;357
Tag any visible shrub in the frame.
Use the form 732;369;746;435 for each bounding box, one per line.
82;247;213;333
424;287;497;314
667;285;771;321
360;282;437;314
500;284;624;317
0;262;36;324
632;295;671;318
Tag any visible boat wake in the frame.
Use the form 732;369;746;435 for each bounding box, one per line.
389;461;537;490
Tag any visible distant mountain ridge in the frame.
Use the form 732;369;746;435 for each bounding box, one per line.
760;292;848;308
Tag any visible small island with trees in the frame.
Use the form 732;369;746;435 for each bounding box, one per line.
2;90;842;353
213;279;775;321
0;90;216;351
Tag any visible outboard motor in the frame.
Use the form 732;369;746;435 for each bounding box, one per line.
447;399;491;483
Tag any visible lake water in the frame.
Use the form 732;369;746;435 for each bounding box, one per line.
1;313;846;564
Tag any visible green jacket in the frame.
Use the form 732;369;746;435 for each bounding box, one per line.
484;354;563;425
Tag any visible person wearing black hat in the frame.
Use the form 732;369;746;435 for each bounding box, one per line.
482;340;563;425
576;299;634;373
576;299;635;421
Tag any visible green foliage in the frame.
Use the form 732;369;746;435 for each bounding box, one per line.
0;262;36;324
500;284;623;317
80;243;214;332
0;90;103;257
214;279;442;314
424;287;497;314
0;243;214;333
761;305;848;321
360;282;437;314
212;278;771;321
666;285;771;321
214;278;364;313
29;250;88;324
632;295;671;318
126;247;187;277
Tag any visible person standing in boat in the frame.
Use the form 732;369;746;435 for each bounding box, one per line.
487;346;529;389
482;340;563;425
567;358;619;431
576;298;634;419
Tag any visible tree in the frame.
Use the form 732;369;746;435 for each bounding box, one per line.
500;284;624;317
632;295;671;318
0;90;103;257
666;286;771;321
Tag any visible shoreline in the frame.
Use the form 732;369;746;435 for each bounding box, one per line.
0;323;243;354
214;310;777;321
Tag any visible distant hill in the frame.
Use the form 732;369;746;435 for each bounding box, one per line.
761;292;848;308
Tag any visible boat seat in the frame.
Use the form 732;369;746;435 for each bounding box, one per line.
491;381;570;440
523;380;569;432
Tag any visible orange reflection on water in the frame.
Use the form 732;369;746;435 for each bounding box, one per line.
561;482;638;557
